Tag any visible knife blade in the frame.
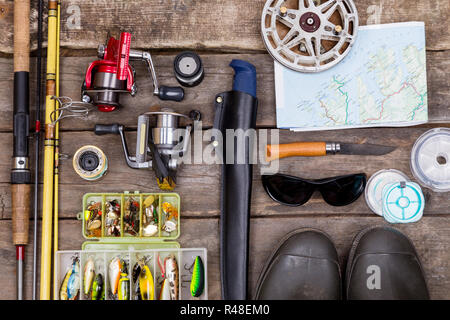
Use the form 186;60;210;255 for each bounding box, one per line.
266;142;396;162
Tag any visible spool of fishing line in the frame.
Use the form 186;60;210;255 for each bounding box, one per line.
410;128;450;192
382;181;424;224
174;52;204;87
365;169;410;216
73;145;108;181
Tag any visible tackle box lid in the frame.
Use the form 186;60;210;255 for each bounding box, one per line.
82;240;180;251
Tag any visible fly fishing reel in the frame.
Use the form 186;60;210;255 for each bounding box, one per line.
82;32;184;112
94;108;201;190
261;0;359;72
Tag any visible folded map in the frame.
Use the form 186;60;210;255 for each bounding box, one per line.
275;22;428;131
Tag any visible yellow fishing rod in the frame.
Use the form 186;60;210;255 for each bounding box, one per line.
52;0;61;299
40;0;60;300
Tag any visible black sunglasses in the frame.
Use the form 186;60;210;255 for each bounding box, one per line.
262;173;367;207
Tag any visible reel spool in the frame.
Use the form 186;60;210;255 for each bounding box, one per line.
410;128;450;192
261;0;359;72
365;169;410;217
73;145;108;181
174;52;204;87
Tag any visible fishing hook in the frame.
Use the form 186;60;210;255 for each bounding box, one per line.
50;96;93;124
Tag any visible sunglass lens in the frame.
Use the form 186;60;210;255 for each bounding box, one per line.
320;174;366;206
262;174;314;206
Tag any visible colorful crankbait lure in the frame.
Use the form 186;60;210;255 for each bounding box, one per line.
91;273;104;300
139;263;155;300
159;278;171;300
190;256;205;298
60;257;80;300
118;272;130;300
108;257;122;295
84;257;95;296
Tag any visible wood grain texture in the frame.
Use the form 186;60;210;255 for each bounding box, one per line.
0;0;449;300
13;0;30;72
0;217;449;300
11;184;31;245
0;0;449;53
0;127;448;219
0;52;449;130
266;142;327;161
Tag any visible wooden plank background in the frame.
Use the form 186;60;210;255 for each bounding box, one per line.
0;0;448;300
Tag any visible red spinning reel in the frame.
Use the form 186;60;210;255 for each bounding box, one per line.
82;32;136;112
82;32;184;112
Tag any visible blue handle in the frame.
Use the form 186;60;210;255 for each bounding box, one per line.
230;60;257;98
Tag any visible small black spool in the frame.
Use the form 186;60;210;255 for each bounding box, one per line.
79;151;100;172
174;52;204;87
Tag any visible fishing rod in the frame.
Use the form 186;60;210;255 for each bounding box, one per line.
32;0;44;301
41;0;59;300
11;0;31;300
53;0;61;297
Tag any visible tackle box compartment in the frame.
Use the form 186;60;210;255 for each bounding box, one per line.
55;191;208;300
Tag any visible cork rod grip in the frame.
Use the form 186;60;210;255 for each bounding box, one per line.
14;0;30;72
266;142;327;162
12;184;31;245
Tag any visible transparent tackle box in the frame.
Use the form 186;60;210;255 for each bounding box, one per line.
54;191;208;300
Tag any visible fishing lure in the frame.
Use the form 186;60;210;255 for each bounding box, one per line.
159;278;171;300
108;257;122;295
165;254;179;300
157;254;179;300
143;224;158;237
67;258;80;300
91;273;104;300
124;197;140;236
118;273;130;300
142;196;158;236
59;266;73;300
143;195;155;208
100;280;105;300
190;256;205;298
85;202;102;237
162;203;178;233
105;200;121;237
135;256;155;300
84;257;95;295
134;279;141;300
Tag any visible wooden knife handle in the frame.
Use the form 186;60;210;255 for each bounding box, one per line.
11;184;31;245
266;142;327;162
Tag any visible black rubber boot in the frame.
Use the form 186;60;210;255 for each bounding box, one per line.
346;226;429;300
254;228;341;300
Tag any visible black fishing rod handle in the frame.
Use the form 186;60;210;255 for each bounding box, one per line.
158;86;185;102
94;124;122;135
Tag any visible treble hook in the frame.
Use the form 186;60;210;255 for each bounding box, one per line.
180;257;196;285
184;258;196;273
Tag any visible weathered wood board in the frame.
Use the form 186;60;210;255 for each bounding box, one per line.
0;0;449;53
1;216;449;300
0;127;448;220
0;52;449;130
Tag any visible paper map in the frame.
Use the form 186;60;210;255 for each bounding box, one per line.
275;22;428;131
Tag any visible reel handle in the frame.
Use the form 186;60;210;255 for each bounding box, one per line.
94;124;122;135
158;86;185;102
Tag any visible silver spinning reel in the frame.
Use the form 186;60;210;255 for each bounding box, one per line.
261;0;359;72
95;108;201;190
